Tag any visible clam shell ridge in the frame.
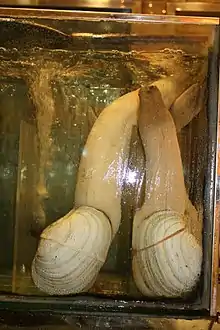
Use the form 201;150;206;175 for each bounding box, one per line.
132;210;202;297
31;205;112;295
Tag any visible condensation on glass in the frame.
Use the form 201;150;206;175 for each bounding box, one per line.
0;13;217;302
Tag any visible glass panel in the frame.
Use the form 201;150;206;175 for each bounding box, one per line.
0;14;217;303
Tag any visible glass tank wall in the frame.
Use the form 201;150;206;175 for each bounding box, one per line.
0;10;218;314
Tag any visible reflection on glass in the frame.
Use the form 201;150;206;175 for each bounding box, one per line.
0;18;210;301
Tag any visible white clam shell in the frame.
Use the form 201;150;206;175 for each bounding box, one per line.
31;89;140;295
132;210;202;297
32;206;112;295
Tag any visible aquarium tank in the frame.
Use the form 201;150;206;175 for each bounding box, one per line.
0;7;219;320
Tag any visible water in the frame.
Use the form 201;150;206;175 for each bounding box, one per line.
0;46;207;299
